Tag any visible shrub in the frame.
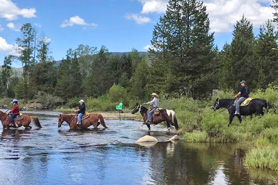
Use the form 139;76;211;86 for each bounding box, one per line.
86;96;115;112
108;84;128;105
34;91;63;108
67;97;80;108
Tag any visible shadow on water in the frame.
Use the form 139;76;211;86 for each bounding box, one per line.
0;112;277;185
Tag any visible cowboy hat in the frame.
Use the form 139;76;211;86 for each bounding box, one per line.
151;93;158;97
240;80;246;84
79;99;85;103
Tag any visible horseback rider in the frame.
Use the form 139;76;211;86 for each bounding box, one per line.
144;93;159;124
76;100;86;125
234;80;249;115
9;99;20;127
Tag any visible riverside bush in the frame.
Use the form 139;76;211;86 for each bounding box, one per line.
86;96;115;111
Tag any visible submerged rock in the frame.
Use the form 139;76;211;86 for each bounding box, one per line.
136;135;158;143
168;135;179;142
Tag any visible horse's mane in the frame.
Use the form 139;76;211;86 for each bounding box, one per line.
140;105;149;112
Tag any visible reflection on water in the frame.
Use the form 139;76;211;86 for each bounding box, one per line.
0;113;277;185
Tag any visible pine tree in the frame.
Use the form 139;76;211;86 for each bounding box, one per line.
150;0;215;98
1;55;13;96
219;16;257;91
70;53;82;97
128;57;150;100
83;47;114;97
16;23;37;79
254;20;278;88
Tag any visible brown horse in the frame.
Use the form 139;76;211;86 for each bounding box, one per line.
0;111;41;129
58;113;108;130
131;103;179;131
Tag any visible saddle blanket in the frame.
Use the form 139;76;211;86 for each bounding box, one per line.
241;98;253;106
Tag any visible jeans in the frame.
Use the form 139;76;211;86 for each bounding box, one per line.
78;113;83;124
236;97;246;113
9;114;17;124
148;108;157;122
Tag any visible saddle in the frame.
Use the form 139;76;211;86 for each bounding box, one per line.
154;109;160;115
76;112;90;120
240;98;253;107
10;113;23;121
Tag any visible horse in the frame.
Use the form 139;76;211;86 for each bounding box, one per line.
211;98;269;126
58;113;108;130
0;111;41;129
131;103;179;131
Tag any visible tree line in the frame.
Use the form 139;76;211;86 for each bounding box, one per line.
1;0;278;105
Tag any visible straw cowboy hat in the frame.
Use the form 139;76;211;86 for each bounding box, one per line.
151;93;158;97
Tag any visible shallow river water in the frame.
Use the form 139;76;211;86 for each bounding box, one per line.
0;111;277;185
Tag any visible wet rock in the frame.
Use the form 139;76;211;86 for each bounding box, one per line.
136;142;157;148
136;135;158;143
168;135;179;142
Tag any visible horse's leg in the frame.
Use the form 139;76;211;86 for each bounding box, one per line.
146;123;151;131
237;116;242;123
229;114;234;127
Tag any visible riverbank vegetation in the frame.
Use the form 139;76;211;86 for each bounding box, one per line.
1;0;278;171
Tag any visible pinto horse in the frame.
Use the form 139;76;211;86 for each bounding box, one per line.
0;111;41;129
211;98;269;126
58;113;108;130
131;103;179;131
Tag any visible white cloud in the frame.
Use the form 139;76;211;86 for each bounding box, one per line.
204;0;274;33
0;37;21;56
0;0;36;20
61;16;97;28
126;13;151;24
139;0;168;14
143;44;154;50
7;22;20;31
0;25;3;31
136;0;274;33
43;37;51;43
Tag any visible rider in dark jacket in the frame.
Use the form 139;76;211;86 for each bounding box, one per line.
76;100;86;125
235;80;249;115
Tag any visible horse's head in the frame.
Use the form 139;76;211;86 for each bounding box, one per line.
211;98;220;111
58;114;64;128
131;103;140;114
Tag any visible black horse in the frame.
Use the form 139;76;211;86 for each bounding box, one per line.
131;103;179;131
212;98;269;126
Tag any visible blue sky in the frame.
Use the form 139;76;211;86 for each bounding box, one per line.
0;0;274;67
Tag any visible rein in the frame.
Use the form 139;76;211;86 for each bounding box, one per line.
227;98;236;109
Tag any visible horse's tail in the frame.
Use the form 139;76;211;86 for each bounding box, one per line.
98;114;108;128
173;113;179;130
167;110;179;130
31;116;42;128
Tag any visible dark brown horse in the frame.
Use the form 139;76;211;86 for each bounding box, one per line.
131;103;179;131
0;111;41;129
58;113;108;130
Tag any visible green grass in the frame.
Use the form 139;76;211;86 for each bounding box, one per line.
245;147;278;171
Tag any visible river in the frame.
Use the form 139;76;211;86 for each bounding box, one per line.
0;111;277;185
